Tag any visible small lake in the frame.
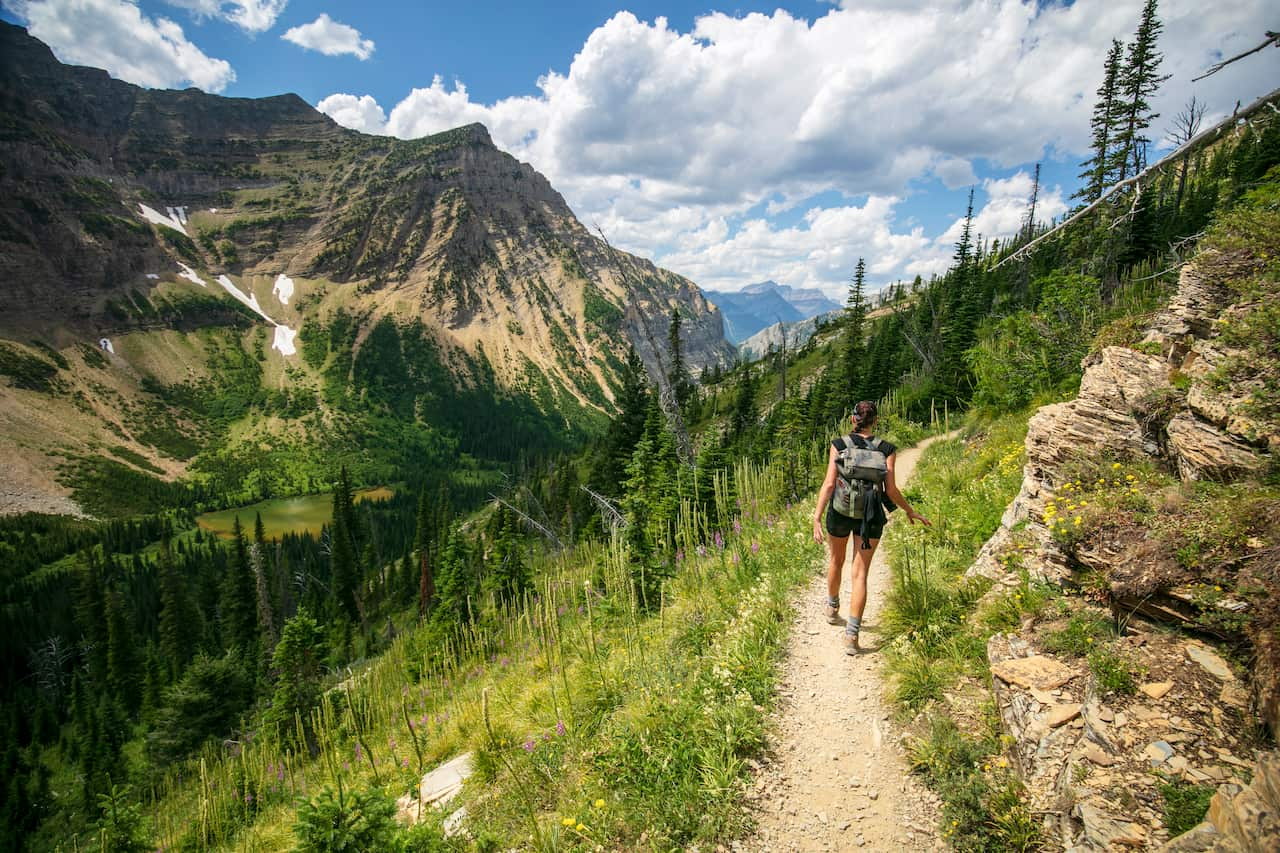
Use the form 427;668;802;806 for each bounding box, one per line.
195;486;394;541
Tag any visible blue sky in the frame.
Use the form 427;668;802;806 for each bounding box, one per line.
4;1;1275;297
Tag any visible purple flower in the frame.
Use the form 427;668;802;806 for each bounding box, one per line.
558;605;568;616
751;541;760;554
675;549;685;563
342;761;350;772
556;719;567;736
733;518;742;535
402;758;410;768
732;552;740;564
696;545;707;558
354;743;362;761
714;531;724;549
277;766;284;781
245;791;253;804
388;737;397;750
523;739;536;752
500;656;511;667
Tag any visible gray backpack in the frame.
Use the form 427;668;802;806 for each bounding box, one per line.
831;435;888;519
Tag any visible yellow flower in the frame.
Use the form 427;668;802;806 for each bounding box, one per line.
1080;501;1088;507
595;799;606;809
1112;462;1122;470
1074;517;1083;526
563;817;575;827
576;823;587;832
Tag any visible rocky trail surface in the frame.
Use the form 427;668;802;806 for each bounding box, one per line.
744;434;950;852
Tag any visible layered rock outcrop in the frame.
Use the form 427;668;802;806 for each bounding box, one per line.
968;259;1277;850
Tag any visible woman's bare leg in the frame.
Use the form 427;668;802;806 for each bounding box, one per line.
826;534;849;602
845;536;881;649
847;536;880;622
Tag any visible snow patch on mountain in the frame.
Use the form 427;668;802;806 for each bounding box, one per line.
138;204;187;235
272;273;295;305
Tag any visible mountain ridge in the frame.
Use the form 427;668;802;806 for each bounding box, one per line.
0;20;734;513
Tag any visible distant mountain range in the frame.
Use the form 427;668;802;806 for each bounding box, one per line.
704;281;842;343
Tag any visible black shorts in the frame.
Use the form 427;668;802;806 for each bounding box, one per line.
825;501;884;541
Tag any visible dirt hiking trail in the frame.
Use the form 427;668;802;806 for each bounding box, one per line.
744;433;952;852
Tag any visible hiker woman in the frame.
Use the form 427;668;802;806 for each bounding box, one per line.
812;400;930;654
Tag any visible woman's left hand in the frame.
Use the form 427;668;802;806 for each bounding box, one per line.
907;510;932;527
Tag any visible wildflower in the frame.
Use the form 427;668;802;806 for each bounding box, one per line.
354;743;362;761
402;758;410;768
577;823;586;832
1112;462;1122;470
523;739;536;752
563;817;575;827
714;531;725;549
556;719;567;736
1074;517;1083;526
732;552;740;564
595;798;606;809
733;518;742;535
696;545;707;558
751;541;760;555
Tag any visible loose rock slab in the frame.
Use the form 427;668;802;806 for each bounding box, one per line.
991;654;1077;691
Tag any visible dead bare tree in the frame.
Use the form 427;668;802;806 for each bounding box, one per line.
994;86;1280;270
1192;31;1279;81
1169;97;1207;211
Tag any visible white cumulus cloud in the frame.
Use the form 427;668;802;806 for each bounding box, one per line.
317;0;1275;292
315;93;385;133
282;13;374;60
162;0;286;34
10;0;235;92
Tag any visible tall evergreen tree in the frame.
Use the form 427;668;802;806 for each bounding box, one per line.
220;517;258;659
157;536;195;677
251;512;278;657
75;552;109;687
939;189;978;398
1075;39;1125;202
667;309;694;414
105;586;140;712
842;258;869;402
484;506;531;606
329;469;360;622
1111;0;1169;182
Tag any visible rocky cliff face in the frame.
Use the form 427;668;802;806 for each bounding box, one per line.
965;252;1278;850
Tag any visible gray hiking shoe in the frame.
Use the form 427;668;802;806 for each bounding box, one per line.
843;632;860;655
825;604;845;626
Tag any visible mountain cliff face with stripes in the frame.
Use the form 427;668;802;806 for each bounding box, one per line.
0;21;733;513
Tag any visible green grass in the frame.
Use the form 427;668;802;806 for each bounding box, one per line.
105;460;822;852
882;411;1049;851
1040;613;1115;657
1158;776;1215;836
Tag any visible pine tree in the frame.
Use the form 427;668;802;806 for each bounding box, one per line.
105;586;141;712
939;189;978;399
484;506;531;606
75;552;109;687
431;527;475;627
220;517;258;660
329;469;360;622
1075;39;1124;202
157;536;195;677
251;512;278;658
1111;0;1169;182
667;308;694;414
842;258;869;402
264;610;328;746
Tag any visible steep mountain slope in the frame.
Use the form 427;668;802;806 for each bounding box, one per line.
0;22;733;513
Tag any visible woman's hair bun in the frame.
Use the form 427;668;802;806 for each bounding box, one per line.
853;400;878;426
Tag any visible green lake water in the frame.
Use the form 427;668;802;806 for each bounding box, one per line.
195;486;394;540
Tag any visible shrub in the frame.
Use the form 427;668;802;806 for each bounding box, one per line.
291;786;399;853
1159;776;1215;836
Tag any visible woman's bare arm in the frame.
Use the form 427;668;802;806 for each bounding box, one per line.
812;445;839;542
